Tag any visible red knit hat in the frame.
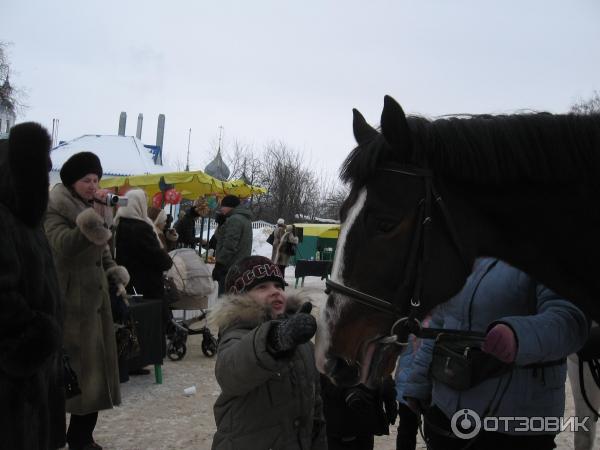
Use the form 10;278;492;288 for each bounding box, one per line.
225;256;285;294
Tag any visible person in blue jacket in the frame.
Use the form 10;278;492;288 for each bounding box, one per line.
403;257;588;450
394;322;431;450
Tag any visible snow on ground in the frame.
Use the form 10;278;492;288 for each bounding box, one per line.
251;226;274;258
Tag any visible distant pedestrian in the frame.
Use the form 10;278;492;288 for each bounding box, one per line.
271;218;286;261
211;195;252;295
275;224;299;280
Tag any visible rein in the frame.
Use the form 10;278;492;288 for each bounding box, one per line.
325;165;474;343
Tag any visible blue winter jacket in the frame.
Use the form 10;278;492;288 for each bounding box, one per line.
395;316;431;406
404;258;588;433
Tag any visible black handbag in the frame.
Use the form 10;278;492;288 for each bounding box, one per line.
266;232;274;245
116;318;141;360
285;241;297;256
430;334;512;391
63;351;82;399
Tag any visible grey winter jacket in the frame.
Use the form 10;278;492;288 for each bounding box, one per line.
215;204;252;270
404;258;588;433
210;292;327;450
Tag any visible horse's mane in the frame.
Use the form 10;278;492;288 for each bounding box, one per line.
341;112;600;188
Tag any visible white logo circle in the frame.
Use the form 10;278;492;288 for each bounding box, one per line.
450;408;482;439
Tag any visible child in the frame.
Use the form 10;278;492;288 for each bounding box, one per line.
210;255;327;450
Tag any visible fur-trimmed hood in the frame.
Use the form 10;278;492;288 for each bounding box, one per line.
209;289;315;331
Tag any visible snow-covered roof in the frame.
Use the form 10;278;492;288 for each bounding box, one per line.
49;134;172;178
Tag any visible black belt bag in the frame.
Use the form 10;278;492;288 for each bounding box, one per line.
430;333;512;391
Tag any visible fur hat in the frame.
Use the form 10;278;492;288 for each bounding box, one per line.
0;122;52;226
60;151;103;186
220;194;240;208
225;255;285;294
277;218;285;225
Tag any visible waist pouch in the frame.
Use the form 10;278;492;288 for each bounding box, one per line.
430;333;512;391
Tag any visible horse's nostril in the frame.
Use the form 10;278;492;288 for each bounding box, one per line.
324;355;361;387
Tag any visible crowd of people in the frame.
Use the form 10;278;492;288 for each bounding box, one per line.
1;123;599;450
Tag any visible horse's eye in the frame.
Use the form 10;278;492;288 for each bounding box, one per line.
366;215;398;234
375;220;396;233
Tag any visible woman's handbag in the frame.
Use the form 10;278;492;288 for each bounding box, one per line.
115;318;141;360
285;241;297;256
430;333;512;391
266;231;274;245
63;351;82;399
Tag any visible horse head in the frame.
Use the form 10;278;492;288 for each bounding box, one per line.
315;96;475;389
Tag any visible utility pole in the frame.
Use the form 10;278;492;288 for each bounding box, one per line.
185;128;191;172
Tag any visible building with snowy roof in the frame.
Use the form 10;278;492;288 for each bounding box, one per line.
49;112;171;186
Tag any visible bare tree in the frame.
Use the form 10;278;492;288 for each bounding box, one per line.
570;91;600;115
163;152;187;171
194;132;345;223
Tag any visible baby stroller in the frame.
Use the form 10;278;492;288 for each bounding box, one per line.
164;248;218;360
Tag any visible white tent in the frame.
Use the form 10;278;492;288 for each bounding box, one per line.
49;134;172;186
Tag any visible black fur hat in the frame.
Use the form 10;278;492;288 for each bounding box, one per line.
220;194;240;208
60;151;103;186
0;122;52;226
225;255;285;294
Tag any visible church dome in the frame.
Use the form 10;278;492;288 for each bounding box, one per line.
204;150;230;181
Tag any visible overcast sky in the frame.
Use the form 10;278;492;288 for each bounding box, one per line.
4;0;599;177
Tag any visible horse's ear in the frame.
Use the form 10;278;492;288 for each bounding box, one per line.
352;108;378;145
381;95;412;155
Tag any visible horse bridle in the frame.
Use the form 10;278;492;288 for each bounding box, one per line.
325;165;476;343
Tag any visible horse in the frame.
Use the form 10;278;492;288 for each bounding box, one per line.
315;95;600;389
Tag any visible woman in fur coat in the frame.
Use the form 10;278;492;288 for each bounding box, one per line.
45;151;130;450
0;123;66;450
210;255;327;450
275;224;299;279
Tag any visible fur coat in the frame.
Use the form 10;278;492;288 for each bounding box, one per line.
271;225;286;262
0;124;66;449
275;229;299;266
209;291;327;450
45;183;126;415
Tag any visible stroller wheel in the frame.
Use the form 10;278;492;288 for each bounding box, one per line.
167;342;187;361
201;331;218;357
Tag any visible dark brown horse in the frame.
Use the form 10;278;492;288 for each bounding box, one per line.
315;96;600;389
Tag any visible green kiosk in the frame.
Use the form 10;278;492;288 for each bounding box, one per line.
292;223;340;287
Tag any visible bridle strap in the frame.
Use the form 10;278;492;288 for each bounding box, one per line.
325;279;400;316
431;183;471;269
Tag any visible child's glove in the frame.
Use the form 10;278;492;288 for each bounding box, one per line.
267;302;316;355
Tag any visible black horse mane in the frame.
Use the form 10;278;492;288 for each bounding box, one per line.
341;112;600;188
